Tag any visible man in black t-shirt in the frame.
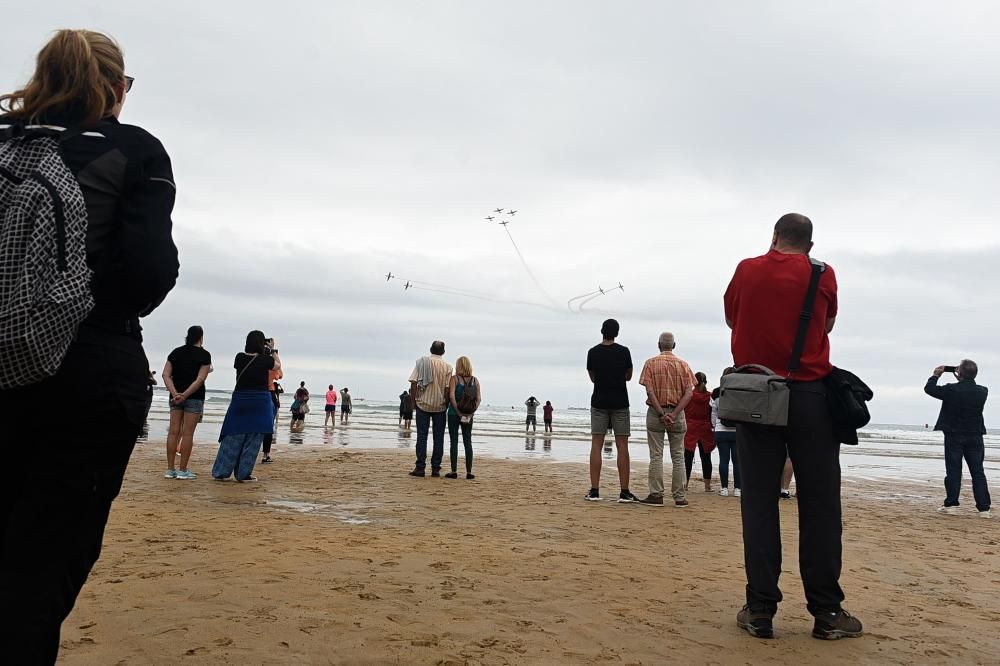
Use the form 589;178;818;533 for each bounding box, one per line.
585;319;638;503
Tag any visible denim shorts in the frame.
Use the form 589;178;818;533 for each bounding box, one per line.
170;398;205;414
591;407;631;436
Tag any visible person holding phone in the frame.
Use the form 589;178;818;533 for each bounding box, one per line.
446;356;481;479
925;360;991;518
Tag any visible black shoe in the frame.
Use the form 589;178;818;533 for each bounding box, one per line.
409;469;425;477
780;490;792;500
260;456;273;464
585;488;600;501
466;473;475;480
618;490;640;503
812;610;863;640
737;606;774;639
444;472;458;479
431;470;441;478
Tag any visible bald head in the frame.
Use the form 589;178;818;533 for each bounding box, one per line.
773;213;813;252
658;332;676;351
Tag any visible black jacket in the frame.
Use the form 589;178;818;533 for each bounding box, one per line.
2;114;179;338
924;376;988;434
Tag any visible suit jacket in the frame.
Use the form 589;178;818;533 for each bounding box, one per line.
924;376;988;434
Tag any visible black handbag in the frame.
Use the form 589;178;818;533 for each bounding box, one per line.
824;367;873;445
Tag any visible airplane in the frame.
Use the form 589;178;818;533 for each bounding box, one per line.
598;285;605;295
485;216;495;221
404;281;412;290
507;209;517;215
494;208;504;214
618;282;624;291
385;272;393;281
499;220;510;227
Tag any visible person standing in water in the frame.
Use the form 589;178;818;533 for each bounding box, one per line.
324;384;338;427
543;400;554;432
341;387;353;423
525;396;540;433
400;389;414;428
162;325;212;480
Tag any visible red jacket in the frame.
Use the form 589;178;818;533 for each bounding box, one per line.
684;389;715;452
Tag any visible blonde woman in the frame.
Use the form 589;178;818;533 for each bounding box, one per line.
446;356;481;479
0;30;178;661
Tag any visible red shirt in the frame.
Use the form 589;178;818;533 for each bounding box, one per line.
724;250;838;382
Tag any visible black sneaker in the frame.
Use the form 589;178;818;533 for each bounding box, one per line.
431;470;441;478
260;456;273;464
444;472;458;479
585;488;600;501
780;490;792;500
812;610;863;640
674;498;689;508
409;469;425;477
737;606;774;639
638;494;664;507
466;473;475;480
618;490;640;503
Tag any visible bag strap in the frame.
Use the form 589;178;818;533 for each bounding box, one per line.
236;354;257;385
788;258;826;378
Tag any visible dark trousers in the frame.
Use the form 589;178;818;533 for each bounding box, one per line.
716;431;741;489
944;433;992;511
447;413;474;474
415;407;446;472
684;441;713;482
736;381;845;617
262;391;280;455
1;328;147;664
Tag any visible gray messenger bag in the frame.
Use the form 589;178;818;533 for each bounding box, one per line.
717;258;825;427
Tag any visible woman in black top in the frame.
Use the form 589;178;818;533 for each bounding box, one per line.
212;331;281;481
162;325;213;479
0;30;178;662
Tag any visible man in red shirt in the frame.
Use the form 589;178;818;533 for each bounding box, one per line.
723;214;862;641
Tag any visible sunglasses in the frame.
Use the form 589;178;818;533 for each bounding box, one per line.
124;76;135;93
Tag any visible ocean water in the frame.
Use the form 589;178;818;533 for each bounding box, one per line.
138;389;1000;484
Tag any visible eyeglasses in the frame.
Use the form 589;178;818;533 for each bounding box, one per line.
124;76;135;93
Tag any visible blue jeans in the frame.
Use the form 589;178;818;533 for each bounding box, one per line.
944;433;992;511
716;430;741;489
415;408;446;472
213;433;264;481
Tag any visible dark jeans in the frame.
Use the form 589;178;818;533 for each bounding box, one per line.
943;433;992;511
262;391;280;455
716;431;741;489
447;412;474;474
736;381;844;617
684;441;713;482
1;326;147;664
415;407;446;472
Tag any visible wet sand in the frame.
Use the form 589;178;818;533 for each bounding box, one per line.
60;441;1000;665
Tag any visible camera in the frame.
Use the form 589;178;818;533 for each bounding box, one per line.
942;365;957;374
263;337;276;356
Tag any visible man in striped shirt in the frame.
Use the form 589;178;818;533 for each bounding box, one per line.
408;341;453;477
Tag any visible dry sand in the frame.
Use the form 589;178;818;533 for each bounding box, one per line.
58;440;1000;665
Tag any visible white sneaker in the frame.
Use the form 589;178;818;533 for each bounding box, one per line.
734;488;742;497
978;510;993;519
719;488;730;497
937;505;960;515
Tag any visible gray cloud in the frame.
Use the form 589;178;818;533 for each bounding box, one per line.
4;2;998;424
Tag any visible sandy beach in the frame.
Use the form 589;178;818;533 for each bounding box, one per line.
58;441;1000;665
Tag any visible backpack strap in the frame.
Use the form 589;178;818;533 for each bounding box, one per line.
788;258;826;379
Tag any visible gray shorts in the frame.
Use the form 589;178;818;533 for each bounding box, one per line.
170;398;205;414
591;407;631;437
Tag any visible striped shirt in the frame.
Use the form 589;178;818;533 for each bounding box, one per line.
408;355;453;412
638;351;696;408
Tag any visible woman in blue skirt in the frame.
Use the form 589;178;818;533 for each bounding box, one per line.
213;331;281;481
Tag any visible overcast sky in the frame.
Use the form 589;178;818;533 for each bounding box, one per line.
5;2;999;424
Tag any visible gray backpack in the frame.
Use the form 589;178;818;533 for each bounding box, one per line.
0;123;94;389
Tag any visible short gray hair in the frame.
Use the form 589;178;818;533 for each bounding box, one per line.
959;359;978;380
658;332;676;350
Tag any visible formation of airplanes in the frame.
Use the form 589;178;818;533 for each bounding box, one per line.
598;282;625;294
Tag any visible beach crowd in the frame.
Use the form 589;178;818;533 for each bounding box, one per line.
0;28;993;664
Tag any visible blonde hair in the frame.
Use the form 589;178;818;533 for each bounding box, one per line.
0;29;125;127
455;356;473;377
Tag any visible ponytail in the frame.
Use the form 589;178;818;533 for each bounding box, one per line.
0;29;125;127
